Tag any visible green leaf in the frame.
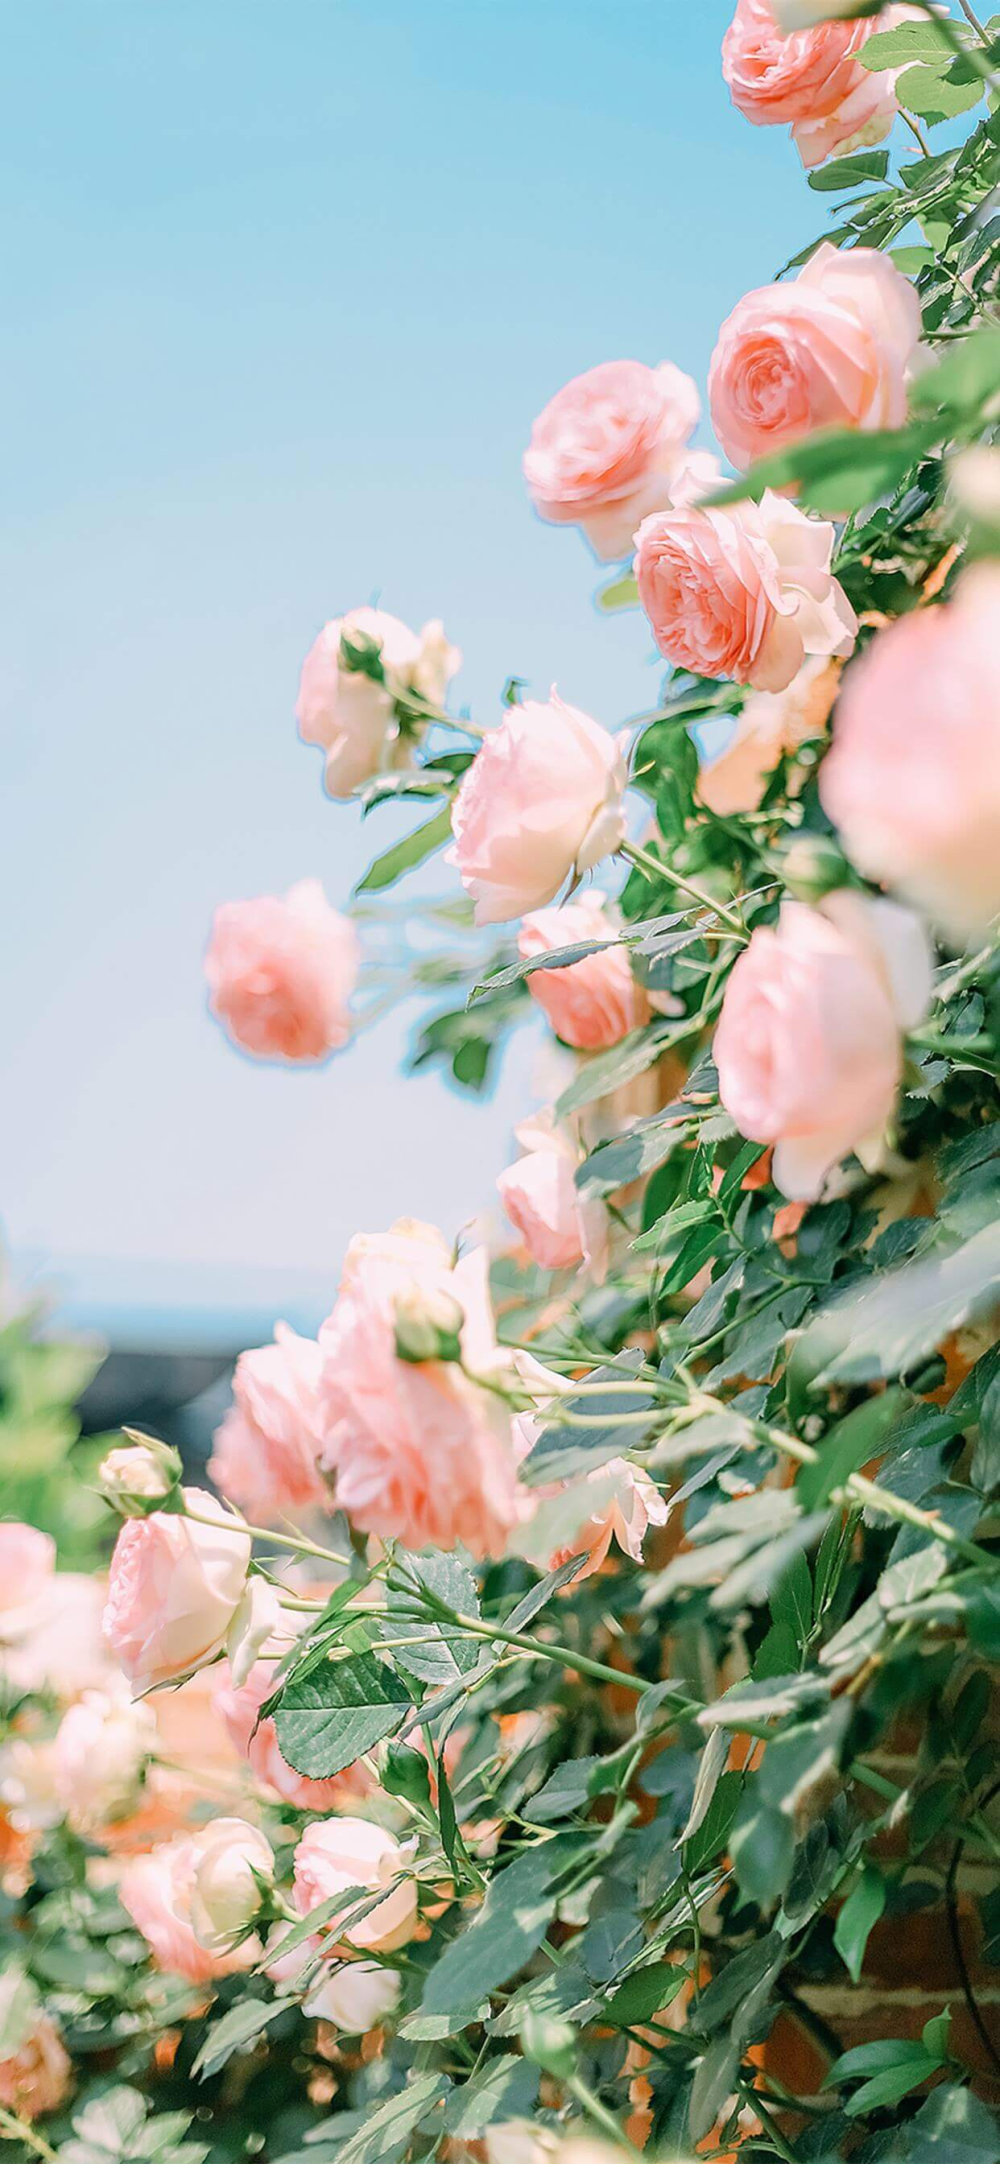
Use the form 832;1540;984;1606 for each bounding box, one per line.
793;1221;1000;1389
898;60;983;120
387;1552;481;1686
807;148;891;191
274;1652;410;1777
796;1386;908;1509
193;1997;289;2080
844;2056;943;2117
912;324;1000;414
442;2057;538;2136
0;1966;38;2058
420;1836;581;2018
834;1866;886;1983
555;1020;681;1117
730;1794;795;1907
859;20;953;67
355;803;453;895
579;1102;693;1199
606;1962;686;2027
907;2083;1000;2162
336;2074;451;2164
828;2037;936;2084
519;1352;657;1484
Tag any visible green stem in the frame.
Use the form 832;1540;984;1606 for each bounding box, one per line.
0;2112;59;2163
957;0;991;42
456;1612;655;1695
618;838;747;939
740;2085;802;2164
566;2073;643;2156
902;110;933;157
181;1504;350;1572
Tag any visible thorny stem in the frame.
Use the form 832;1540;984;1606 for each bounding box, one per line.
618;838;748;938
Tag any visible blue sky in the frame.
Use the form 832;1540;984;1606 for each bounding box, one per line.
2;1;825;1346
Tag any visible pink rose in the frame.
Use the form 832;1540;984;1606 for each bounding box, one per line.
821;569;1000;944
517;891;645;1050
523;359;702;560
292;1817;418;1955
0;1524;54;1634
318;1220;519;1557
634;491;856;694
710;245;921;475
297;605;461;798
120;1835;252;1983
210;1324;327;1525
497;1114;608;1279
0;2016;71;2121
214;1656;372;1812
519;1461;669;1583
715;891;932;1200
697;655;840;815
448;694;628;925
205;878;359;1064
103;1488;251;1695
722;1;907;169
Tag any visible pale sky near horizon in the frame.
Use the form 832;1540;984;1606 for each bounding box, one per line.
2;1;837;1348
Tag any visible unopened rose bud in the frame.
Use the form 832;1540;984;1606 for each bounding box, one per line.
393;1286;465;1366
382;1741;433;1807
98;1433;181;1516
189;1818;274;1954
777;832;851;903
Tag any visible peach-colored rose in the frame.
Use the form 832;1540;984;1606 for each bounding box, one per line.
516;1460;669;1583
318;1221;518;1557
820;568;1000;944
120;1835;253;1983
0;1525;54;1636
697;655;839;814
305;1961;400;2032
723;1;907;169
213;1656;372;1812
710;244;921;475
635;491;856;694
448;694;628;926
523;359;702;560
103;1488;251;1695
292;1817;418;1955
715;891;932;1200
297;605;461;798
205;878;358;1064
210;1324;327;1525
0;2015;71;2121
497;1114;608;1279
518;891;645;1049
1;1572;113;1699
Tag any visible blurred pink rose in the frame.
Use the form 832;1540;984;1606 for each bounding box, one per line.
292;1817;418;1954
448;694;628;925
210;1324;327;1524
497;1114;608;1279
722;1;907;169
318;1220;519;1557
120;1834;252;1983
0;2015;71;2121
635;491;856;693
103;1488;251;1695
523;359;701;560
214;1656;372;1812
710;245;920;474
205;878;359;1064
715;891;932;1200
0;1524;54;1635
518;892;644;1049
297;604;461;798
821;568;1000;944
697;655;840;814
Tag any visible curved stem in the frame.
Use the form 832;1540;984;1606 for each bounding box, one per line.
902;110;933;157
618;839;747;938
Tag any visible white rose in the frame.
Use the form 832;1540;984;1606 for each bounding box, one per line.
99;1436;180;1513
189;1818;274;1954
304;1961;400;2032
53;1686;156;1832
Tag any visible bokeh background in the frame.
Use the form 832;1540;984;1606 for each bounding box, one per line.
3;1;810;1370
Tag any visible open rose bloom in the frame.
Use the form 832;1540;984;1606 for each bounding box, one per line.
635;490;856;693
318;1220;519;1555
820;566;1000;944
715;891;932;1200
498;1112;609;1280
210;1322;327;1523
523;358;703;559
448;694;628;924
297;604;461;797
517;892;645;1050
205;878;359;1062
697;655;839;815
710;245;921;476
722;0;909;169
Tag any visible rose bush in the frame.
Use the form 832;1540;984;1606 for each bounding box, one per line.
5;9;1000;2163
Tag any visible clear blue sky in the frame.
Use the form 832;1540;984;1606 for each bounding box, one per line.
1;0;823;1347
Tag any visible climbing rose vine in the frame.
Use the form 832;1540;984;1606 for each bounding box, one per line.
4;7;1000;2162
